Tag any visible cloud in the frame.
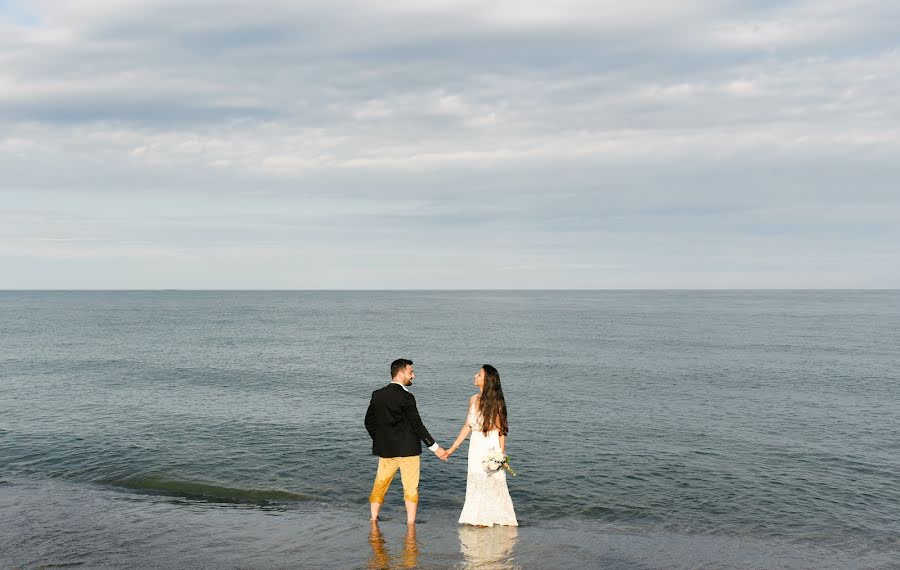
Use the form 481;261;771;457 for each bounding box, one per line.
1;0;898;287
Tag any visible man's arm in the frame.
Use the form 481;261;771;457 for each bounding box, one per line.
403;394;446;459
364;396;376;439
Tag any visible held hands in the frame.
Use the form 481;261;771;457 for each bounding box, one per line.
435;439;462;461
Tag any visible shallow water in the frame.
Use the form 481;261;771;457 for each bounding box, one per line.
2;478;897;569
2;290;900;567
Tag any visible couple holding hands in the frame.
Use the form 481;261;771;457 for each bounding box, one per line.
364;359;518;527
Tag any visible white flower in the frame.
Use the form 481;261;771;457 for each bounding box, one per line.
482;447;511;474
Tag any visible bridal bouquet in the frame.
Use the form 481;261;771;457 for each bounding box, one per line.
482;448;517;477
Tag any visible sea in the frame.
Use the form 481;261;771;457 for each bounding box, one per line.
1;290;899;569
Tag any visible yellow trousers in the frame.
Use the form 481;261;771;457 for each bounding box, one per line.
369;456;420;504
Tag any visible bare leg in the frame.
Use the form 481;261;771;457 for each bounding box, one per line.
370;501;382;521
404;499;417;525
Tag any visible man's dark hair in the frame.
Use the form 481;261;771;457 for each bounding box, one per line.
391;358;413;379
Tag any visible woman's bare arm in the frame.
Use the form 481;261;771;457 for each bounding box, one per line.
447;396;476;456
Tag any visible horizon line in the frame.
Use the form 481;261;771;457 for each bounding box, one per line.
1;288;898;292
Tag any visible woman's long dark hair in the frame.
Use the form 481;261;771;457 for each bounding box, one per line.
479;364;508;436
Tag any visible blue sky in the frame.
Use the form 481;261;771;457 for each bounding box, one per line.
1;0;898;288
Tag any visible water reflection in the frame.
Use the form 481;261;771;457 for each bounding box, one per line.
459;525;518;569
368;522;419;569
401;525;419;568
368;521;389;569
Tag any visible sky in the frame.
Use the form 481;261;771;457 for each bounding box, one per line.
1;0;899;289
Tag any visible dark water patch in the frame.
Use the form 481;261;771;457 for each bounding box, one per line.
103;477;315;504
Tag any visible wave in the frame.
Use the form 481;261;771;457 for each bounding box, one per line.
103;477;315;504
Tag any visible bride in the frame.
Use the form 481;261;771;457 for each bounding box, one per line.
446;365;518;527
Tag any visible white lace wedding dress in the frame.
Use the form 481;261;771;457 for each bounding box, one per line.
458;399;518;526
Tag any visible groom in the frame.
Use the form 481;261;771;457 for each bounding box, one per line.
365;358;447;524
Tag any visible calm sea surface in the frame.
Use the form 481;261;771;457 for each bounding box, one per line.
2;290;899;568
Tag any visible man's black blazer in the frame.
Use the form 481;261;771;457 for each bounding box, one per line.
365;383;436;458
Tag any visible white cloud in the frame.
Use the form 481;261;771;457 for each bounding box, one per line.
352;99;393;120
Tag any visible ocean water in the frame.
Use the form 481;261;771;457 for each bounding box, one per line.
2;290;899;569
